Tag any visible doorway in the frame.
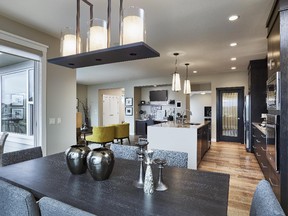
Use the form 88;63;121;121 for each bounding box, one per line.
103;95;120;126
99;88;125;126
216;87;244;143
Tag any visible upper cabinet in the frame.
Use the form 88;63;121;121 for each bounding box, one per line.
267;1;280;77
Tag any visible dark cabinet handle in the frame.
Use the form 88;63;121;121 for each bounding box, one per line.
261;162;267;168
269;178;278;187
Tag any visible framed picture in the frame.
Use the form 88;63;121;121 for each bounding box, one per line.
12;108;24;120
125;107;133;116
11;94;24;106
125;97;133;106
176;101;182;108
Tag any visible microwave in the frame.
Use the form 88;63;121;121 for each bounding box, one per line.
267;71;281;111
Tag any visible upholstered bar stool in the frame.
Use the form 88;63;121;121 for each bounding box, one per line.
86;126;115;147
152;149;188;168
110;143;137;160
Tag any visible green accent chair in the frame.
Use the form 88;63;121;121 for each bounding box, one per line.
86;126;115;147
113;123;130;145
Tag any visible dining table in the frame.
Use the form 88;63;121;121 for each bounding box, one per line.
0;152;230;216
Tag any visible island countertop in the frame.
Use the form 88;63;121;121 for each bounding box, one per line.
150;121;210;129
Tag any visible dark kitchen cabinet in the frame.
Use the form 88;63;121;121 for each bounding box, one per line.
135;119;154;136
197;123;210;166
267;2;280;77
252;123;281;201
252;124;269;178
247;60;268;152
248;59;268;122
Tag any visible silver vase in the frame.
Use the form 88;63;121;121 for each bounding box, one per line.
86;147;115;181
65;144;90;175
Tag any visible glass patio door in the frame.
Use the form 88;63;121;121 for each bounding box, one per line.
217;87;244;143
0;59;37;146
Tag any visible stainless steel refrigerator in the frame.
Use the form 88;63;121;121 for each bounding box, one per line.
244;94;251;152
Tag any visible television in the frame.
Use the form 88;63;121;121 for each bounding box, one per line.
149;90;168;101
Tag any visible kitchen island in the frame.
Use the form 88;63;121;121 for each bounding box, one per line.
147;121;211;169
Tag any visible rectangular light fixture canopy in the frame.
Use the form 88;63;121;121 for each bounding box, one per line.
48;42;160;69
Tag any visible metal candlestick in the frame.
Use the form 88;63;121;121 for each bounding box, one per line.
153;158;168;191
144;150;154;194
133;140;149;188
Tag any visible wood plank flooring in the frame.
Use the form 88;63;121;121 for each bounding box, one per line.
198;142;264;216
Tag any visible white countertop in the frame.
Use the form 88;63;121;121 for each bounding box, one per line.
149;121;208;129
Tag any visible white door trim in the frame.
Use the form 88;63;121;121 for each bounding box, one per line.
0;30;48;156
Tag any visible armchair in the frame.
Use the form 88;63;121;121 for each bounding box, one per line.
113;123;130;145
86;126;115;147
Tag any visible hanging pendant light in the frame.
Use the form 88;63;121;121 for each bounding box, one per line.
172;53;181;92
183;63;191;94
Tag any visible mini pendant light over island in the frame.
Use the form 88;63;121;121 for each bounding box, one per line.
172;53;181;92
183;63;191;94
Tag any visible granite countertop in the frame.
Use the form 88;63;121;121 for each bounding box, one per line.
149;121;208;129
252;122;267;135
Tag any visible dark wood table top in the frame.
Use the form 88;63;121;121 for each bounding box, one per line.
0;153;230;216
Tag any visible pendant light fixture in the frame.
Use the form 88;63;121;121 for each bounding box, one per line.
49;0;159;69
172;53;181;92
183;63;191;94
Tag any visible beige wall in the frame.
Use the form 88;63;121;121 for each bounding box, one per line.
0;15;76;155
77;84;88;125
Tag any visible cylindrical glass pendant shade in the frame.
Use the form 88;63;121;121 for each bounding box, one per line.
172;73;181;92
183;80;191;94
60;27;80;56
121;6;145;45
87;18;108;51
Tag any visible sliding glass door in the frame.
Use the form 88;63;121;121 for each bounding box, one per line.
0;59;38;147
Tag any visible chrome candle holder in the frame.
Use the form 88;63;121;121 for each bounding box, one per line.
133;140;149;188
144;150;154;194
153;158;168;191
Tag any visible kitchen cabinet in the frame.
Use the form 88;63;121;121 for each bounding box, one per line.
252;123;281;201
267;2;280;77
197;123;210;165
135;119;154;135
252;124;269;178
247;59;267;152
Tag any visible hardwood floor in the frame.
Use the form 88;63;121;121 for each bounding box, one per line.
198;142;264;216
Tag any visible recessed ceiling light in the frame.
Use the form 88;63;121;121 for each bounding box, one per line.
231;67;236;70
230;42;237;47
0;52;2;55
229;15;239;21
230;57;237;61
201;92;206;95
193;70;198;74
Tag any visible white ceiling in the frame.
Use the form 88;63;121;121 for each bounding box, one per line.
0;0;274;85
